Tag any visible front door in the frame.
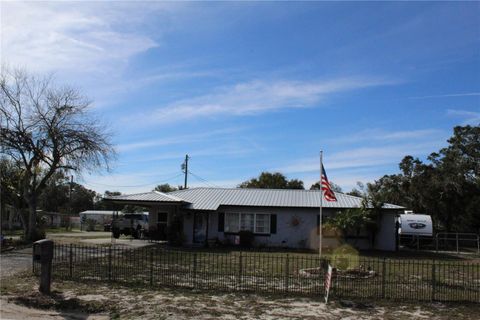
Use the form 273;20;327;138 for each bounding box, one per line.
193;212;207;243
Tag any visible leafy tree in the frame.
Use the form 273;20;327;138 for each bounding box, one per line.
368;125;480;232
154;183;178;193
0;68;115;240
327;188;384;247
69;183;96;214
95;191;123;211
286;179;304;189
238;172;304;189
0;157;27;231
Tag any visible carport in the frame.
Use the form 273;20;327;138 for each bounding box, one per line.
104;191;188;241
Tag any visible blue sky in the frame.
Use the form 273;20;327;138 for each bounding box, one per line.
2;1;479;194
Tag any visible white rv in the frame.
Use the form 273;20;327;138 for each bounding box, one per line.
398;213;433;236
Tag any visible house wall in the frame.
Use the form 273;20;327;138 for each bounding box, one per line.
181;206;399;252
149;205;177;226
191;206;336;250
375;211;398;251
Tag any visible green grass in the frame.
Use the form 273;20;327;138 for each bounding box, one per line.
2;228;84;237
44;244;480;303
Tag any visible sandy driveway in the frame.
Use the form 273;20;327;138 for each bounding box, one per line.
0;299;108;320
0;248;32;280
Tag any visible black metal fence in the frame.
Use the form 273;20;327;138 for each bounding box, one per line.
33;244;480;303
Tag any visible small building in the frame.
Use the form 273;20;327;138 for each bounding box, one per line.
37;210;63;228
79;210;117;226
1;204;23;230
105;187;404;251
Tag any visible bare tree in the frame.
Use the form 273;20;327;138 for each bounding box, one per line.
0;68;115;240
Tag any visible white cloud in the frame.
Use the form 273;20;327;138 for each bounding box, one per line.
334;128;441;144
278;141;445;174
133;77;397;124
1;1;159;74
410;92;480;99
446;109;480;125
116;127;243;152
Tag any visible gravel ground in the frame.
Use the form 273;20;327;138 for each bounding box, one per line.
0;299;109;320
0;248;32;280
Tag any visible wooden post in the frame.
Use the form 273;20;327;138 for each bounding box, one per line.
34;239;54;294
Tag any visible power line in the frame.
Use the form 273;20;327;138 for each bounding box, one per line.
187;170;221;188
82;172;184;188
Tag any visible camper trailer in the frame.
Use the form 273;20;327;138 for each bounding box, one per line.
398;212;433;249
398;213;433;236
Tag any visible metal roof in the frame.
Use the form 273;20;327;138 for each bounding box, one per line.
168;187;404;211
105;191;185;203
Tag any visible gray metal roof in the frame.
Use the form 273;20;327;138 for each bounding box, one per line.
105;191;185;203
168;187;404;211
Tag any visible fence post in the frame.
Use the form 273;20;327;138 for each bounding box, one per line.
435;234;438;253
193;252;197;288
69;244;73;279
431;260;436;301
381;258;386;299
149;249;153;286
285;254;289;292
238;252;243;290
108;246;112;282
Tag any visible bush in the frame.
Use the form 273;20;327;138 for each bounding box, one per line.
239;230;254;248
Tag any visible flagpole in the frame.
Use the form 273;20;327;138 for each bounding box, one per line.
319;150;323;258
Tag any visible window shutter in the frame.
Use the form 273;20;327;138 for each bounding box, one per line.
270;214;277;234
218;212;225;232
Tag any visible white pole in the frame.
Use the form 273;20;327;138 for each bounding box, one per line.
319;151;323;258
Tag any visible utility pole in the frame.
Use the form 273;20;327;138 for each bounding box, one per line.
182;154;189;189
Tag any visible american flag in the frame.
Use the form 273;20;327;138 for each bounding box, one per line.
321;165;337;202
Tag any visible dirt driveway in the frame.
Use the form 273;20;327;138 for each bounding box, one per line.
0;299;109;320
0;248;32;280
2;271;479;320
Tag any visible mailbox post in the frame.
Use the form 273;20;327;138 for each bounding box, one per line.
33;239;54;294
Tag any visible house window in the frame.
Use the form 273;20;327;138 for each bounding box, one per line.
240;213;254;231
255;214;270;234
225;213;271;234
225;212;239;232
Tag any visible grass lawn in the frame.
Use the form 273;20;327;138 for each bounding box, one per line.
2;228;84;237
43;244;480;303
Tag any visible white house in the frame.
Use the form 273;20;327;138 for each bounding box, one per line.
105;187;404;251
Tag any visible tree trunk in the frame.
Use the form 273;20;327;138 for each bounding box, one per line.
27;195;37;241
17;208;28;239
